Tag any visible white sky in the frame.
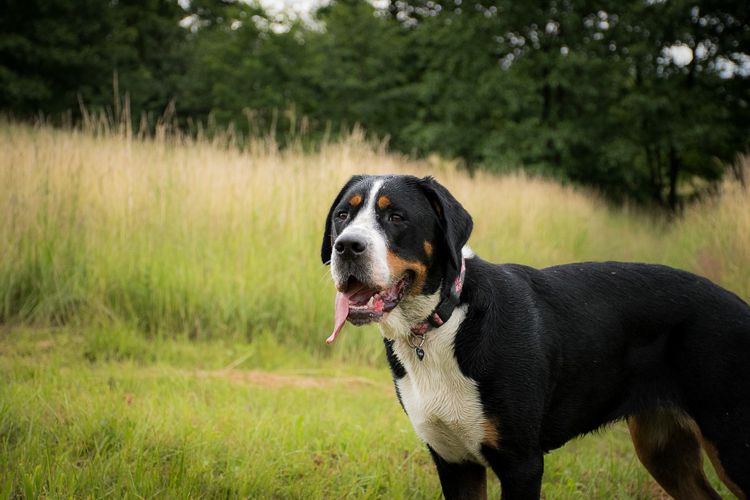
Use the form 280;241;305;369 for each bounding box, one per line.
178;0;330;20
258;0;389;16
259;0;326;16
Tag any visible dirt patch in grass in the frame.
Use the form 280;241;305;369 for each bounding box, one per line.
189;369;385;390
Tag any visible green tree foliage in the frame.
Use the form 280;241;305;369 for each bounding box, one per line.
0;0;119;113
0;0;186;120
304;1;409;140
1;0;747;207
107;0;188;120
385;0;749;206
178;0;300;131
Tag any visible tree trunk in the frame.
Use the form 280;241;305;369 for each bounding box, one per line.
646;145;663;205
668;143;681;211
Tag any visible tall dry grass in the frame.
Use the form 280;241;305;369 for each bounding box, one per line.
1;119;748;361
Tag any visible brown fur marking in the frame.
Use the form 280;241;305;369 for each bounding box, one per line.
702;439;747;499
627;410;721;500
423;240;433;258
348;194;363;206
377;195;391;209
482;419;500;449
387;252;427;296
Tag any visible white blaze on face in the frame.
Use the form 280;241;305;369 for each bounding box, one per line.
331;179;390;289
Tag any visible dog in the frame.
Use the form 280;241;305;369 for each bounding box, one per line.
321;174;750;499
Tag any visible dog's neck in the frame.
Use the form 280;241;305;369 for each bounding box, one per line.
381;247;474;340
380;290;441;340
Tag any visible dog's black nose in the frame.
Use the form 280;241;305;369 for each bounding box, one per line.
334;235;367;260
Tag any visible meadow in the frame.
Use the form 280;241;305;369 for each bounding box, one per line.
1;120;748;498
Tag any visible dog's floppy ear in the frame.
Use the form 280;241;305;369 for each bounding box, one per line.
418;176;473;272
321;175;366;265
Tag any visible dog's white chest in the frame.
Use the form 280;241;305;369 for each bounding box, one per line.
392;308;489;465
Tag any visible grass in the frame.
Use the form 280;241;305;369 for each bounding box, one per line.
1;328;734;499
0;119;748;497
2;120;749;352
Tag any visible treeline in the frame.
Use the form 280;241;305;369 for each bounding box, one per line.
1;0;748;207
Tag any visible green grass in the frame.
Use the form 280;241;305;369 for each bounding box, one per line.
1;327;734;499
1;121;748;497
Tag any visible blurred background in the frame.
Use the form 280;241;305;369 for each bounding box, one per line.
3;0;749;205
1;0;748;498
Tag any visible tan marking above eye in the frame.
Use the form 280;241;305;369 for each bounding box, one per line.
348;194;363;206
423;241;433;257
377;196;391;209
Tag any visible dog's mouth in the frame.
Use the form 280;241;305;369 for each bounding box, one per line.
326;273;413;344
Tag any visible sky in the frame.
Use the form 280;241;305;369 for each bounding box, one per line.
258;0;390;19
256;0;327;26
259;0;325;16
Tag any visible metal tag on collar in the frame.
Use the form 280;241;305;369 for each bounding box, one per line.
407;331;426;361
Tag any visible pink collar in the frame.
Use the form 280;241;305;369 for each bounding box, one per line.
408;258;466;360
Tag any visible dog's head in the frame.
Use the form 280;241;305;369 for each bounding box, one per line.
321;175;472;342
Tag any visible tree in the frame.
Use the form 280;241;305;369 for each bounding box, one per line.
386;0;749;207
0;0;187;122
1;0;747;207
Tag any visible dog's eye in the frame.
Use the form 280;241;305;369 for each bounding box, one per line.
389;213;404;223
336;211;349;221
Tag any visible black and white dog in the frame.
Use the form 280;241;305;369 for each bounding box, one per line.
321;174;750;500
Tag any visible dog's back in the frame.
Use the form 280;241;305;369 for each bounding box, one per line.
460;258;750;498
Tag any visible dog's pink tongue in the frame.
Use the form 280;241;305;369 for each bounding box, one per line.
326;292;349;344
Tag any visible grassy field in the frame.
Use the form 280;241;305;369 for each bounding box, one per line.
3;327;727;499
1;120;748;497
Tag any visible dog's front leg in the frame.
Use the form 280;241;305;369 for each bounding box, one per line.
483;449;544;500
428;446;487;500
